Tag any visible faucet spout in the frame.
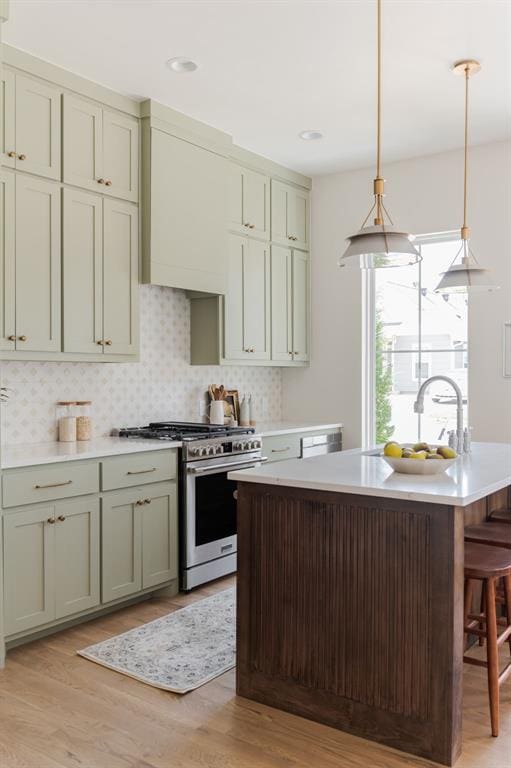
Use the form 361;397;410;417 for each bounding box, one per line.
412;376;464;452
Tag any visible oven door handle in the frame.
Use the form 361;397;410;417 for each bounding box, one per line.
187;457;268;474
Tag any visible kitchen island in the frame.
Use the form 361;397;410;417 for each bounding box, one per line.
229;443;511;766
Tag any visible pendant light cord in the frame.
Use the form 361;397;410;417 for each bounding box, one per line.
462;64;469;236
376;0;382;181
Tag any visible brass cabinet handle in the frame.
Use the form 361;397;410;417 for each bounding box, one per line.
18;335;27;342
18;154;26;161
271;446;291;453
57;515;66;522
97;178;105;184
243;222;250;227
248;223;255;229
135;500;144;506
7;335;16;342
7;151;16;158
97;340;105;346
127;467;157;476
294;351;300;355
47;517;56;524
144;499;151;505
35;480;73;490
105;340;113;346
105;180;112;186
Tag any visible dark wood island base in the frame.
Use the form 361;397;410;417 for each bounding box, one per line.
236;482;510;766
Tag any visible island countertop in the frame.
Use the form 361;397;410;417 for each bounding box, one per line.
230;441;511;507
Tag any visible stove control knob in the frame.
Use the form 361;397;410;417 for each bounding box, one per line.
189;446;198;456
198;446;207;457
233;441;241;452
216;445;224;454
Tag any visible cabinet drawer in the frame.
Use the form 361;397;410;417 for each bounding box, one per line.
2;462;99;508
262;434;301;463
101;450;177;491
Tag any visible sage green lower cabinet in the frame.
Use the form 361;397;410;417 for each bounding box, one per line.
101;488;142;602
101;481;177;603
3;497;100;636
141;484;178;589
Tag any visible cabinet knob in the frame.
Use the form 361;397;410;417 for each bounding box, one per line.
250;347;255;353
144;499;151;505
57;515;66;522
105;340;113;346
136;500;144;506
294;351;300;355
7;335;16;342
7;151;16;158
18;335;27;342
18;154;26;161
105;180;112;187
248;223;255;229
97;340;105;346
97;178;105;185
47;517;55;524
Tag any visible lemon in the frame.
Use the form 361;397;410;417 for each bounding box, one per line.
384;442;403;458
408;451;427;460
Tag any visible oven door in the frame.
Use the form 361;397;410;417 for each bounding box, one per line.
184;457;264;568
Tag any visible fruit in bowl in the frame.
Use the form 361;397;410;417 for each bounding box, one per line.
382;442;458;475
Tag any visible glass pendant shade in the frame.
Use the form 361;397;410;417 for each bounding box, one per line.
339;225;420;269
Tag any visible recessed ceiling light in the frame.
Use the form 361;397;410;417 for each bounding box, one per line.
299;130;323;141
166;57;199;74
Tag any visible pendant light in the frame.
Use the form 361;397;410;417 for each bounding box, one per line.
339;0;420;270
435;60;499;293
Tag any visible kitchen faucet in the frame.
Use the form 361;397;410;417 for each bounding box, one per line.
413;375;465;452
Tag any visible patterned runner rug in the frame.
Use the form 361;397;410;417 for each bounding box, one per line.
78;588;235;693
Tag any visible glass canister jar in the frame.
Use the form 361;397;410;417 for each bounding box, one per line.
75;401;93;441
57;401;77;442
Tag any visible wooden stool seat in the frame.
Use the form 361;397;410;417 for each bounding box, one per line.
464;541;511;737
464;541;511;579
489;508;511;525
465;523;511;550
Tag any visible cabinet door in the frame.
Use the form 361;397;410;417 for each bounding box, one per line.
102;109;139;202
1;69;15;168
101;490;142;602
271;245;292;362
142;484;178;589
229;165;269;240
0;170;15;351
15;74;61;180
63;189;103;354
62;94;103;192
224;234;251;360
15;175;61;352
270;179;291;246
55;498;100;619
102;198;138;355
292;250;310;362
289;188;310;251
243;239;271;360
3;505;56;635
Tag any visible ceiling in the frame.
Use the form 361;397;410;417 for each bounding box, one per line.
4;0;511;176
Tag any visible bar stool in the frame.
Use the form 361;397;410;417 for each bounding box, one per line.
464;542;511;737
488;509;511;525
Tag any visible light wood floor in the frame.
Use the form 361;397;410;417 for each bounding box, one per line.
1;576;510;768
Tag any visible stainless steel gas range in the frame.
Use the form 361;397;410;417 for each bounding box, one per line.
118;422;266;590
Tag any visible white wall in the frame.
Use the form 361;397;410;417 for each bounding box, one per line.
282;141;511;448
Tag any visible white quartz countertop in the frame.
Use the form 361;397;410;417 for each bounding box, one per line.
229;442;511;507
256;421;343;437
1;437;182;470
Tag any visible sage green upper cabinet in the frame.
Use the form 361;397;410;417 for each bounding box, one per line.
1;68;15;169
142;126;228;294
229;164;270;240
62;94;103;193
271;180;310;251
63;189;138;356
14;73;61;180
270;245;292;362
102;109;139;202
292;250;310;362
0;170;15;351
224;234;270;361
102;198;138;355
63;95;139;202
15;174;61;352
270;245;310;364
63;188;103;354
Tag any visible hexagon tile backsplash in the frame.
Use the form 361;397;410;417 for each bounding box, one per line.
0;286;282;445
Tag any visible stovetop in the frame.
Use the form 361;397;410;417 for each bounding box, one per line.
117;421;256;442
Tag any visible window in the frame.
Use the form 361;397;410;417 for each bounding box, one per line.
366;234;468;446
